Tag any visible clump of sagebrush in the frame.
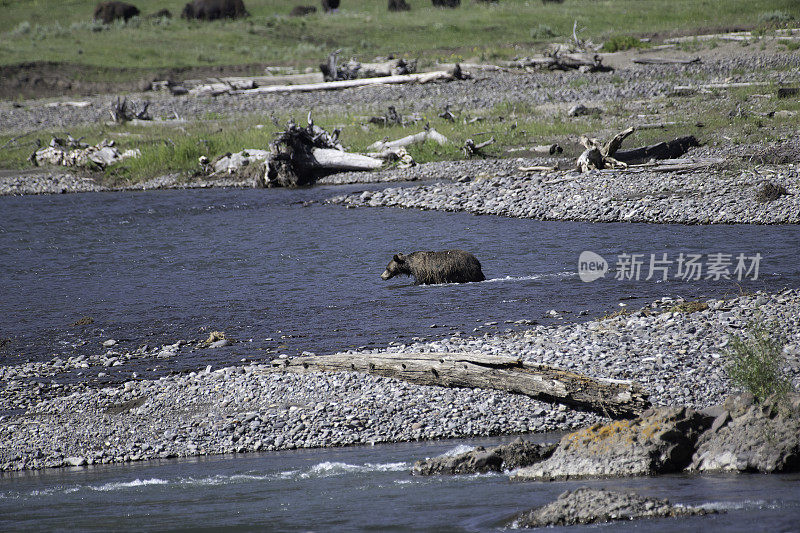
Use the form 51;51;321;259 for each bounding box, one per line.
725;320;792;403
756;181;790;202
601;35;648;53
530;24;556;40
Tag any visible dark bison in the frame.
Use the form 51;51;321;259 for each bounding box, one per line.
388;0;411;11
321;0;340;12
290;5;317;16
431;0;460;7
148;8;172;18
381;250;485;285
93;1;140;24
181;0;249;20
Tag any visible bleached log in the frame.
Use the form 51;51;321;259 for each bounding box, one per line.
367;129;449;151
519;165;559;172
310;148;384;171
230;71;458;95
576;127;634;173
271;351;651;418
532;144;564;155
672;81;770;95
45;101;92;108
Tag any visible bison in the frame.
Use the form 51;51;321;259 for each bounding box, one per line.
93;1;140;24
181;0;249;20
321;0;340;12
290;5;317;16
431;0;460;7
388;0;411;11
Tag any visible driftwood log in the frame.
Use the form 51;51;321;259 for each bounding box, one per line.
576;127;635;172
614;135;700;164
367;127;449;151
632;57;700;65
505;53;611;72
264;118;383;187
232;68;465;95
272;352;650;418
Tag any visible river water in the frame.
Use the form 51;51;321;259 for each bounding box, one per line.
2;186;800;529
1;434;799;532
1;185;800;381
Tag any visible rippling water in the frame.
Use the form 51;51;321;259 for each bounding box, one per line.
1;186;800;379
1;435;798;532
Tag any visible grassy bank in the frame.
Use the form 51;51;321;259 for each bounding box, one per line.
1;0;798;76
2;80;798;185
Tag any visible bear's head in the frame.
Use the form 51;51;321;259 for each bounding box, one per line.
381;253;407;280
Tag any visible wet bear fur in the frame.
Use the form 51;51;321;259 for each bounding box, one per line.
381;250;485;285
181;0;249;20
93;2;140;24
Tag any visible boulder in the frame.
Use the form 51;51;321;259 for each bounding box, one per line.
512;407;713;480
412;437;556;475
691;393;800;473
508;487;713;528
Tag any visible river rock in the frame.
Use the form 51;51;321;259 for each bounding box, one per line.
507;487;713;528
690;393;800;473
411;437;556;475
512;407;713;480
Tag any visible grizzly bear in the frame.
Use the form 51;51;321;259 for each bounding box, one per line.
381;250;485;285
181;0;249;20
93;1;140;24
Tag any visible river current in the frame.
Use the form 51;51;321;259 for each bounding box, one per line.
2;185;799;380
2;185;800;529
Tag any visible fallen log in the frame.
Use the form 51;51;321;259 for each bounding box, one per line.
232;68;466;95
463;136;495;156
271;351;650;418
576;127;634;173
632;57;700;65
367;128;449;151
531;143;563;155
672;81;769;95
614;135;699;164
504;52;611;72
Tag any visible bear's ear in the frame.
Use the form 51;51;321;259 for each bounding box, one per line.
393;253;405;262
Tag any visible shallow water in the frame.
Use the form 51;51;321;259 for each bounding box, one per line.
1;186;800;380
0;435;798;532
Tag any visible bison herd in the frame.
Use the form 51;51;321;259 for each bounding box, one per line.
93;0;500;24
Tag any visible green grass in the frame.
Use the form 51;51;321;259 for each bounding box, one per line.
1;0;799;77
725;320;793;403
4;75;800;183
601;35;649;53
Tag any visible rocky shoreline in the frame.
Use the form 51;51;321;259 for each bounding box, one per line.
2;289;798;472
329;159;800;225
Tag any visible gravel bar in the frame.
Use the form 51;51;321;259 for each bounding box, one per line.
328;162;800;224
2;289;798;472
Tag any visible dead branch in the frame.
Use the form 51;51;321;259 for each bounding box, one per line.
576;127;634;173
109;97;151;123
463;137;495;156
367;127;449;151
